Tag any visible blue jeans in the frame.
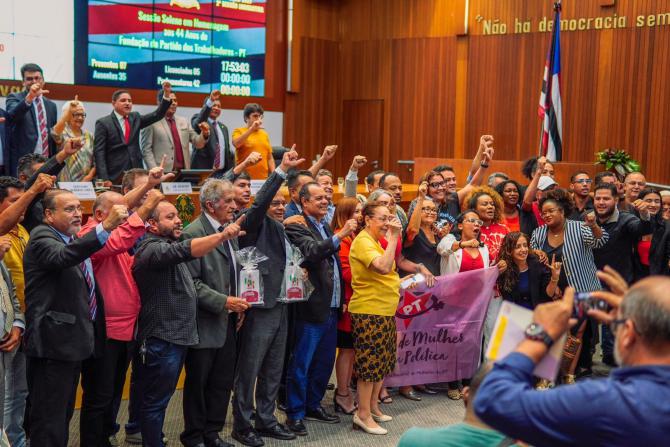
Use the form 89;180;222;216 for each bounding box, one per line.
286;309;338;420
3;350;27;447
135;337;187;447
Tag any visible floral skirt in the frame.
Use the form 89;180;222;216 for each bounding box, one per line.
350;313;397;382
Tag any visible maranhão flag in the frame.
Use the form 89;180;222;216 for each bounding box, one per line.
538;1;563;162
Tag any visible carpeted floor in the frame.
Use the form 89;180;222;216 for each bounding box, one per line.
67;386;465;447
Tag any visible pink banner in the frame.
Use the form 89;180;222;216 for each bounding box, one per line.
384;267;498;387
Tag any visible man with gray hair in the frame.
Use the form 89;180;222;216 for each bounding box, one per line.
180;177;250;447
487;172;509;188
474;267;670;446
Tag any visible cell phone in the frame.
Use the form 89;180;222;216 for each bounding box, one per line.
572;292;610;318
401;273;426;289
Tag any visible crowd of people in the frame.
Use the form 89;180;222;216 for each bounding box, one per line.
0;63;669;447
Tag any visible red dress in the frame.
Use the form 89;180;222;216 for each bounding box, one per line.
459;249;485;272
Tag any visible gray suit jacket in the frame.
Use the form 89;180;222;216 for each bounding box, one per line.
0;262;24;340
182;214;238;349
140;115;207;171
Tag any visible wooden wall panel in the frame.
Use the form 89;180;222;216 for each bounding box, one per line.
284;37;341;170
284;0;670;184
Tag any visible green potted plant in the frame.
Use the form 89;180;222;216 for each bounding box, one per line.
595;148;641;181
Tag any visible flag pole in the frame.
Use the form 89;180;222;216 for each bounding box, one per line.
538;0;562;159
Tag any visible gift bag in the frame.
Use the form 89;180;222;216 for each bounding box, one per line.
278;247;314;303
236;247;269;306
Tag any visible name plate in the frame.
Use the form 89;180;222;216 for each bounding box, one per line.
161;182;193;195
250;180;265;196
58;182;97;200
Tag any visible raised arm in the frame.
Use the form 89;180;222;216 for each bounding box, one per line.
345;155;366;198
138;81;172;129
523;156;546;211
405;182;427;244
466;134;491;180
31;229;104;270
308;145;337;177
0;174;54;236
369;218;401;274
458;136;494;203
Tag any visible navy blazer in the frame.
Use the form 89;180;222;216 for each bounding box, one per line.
23;226;106;361
0;108;8;175
285;215;344;323
5;91;57;177
190;100;233;170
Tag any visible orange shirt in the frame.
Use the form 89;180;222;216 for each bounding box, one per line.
233;127;273;179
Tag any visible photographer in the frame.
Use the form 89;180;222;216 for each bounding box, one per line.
474;267;670;446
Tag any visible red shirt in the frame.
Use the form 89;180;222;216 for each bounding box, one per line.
78;213;147;341
504;214;520;232
532;201;545;226
479;222;510;262
638;240;651;266
460;249;485;272
337;233;354;333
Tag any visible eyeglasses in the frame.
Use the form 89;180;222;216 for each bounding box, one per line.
609;318;627;333
421;207;438;214
464;218;483;226
372;216;391;223
574;179;592;184
71;113;87;118
429;181;446;189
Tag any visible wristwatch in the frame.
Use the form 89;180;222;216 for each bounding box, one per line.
524;323;554;348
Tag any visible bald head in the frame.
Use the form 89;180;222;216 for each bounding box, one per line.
622;276;670;348
93;191;124;222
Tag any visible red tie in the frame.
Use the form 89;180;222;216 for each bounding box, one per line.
166;117;184;170
35;98;49;156
213;122;221;169
123;116;130;144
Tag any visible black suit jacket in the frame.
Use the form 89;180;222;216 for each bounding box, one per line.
191;101;233;170
94;98;171;182
239;170;286;307
286;215;344;323
5;91;57;177
23;225;107;361
0;108;8;175
499;257;552;308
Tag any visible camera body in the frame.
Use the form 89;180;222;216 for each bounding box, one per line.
573;292;610;318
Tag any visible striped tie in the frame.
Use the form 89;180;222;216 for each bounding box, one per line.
35;98;49;156
79;260;97;320
213;124;222;169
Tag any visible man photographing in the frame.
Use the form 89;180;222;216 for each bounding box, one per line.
474;267;670;446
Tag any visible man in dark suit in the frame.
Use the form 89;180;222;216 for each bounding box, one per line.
231;149;304;446
94;81;173;183
179;179;250;447
284;183;357;436
0;107;8;175
191;90;234;170
5;63;58;177
23;188;125;446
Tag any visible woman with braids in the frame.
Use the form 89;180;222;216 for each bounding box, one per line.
530;188;608;384
495;179;538;235
331;197;363;415
496;232;561;310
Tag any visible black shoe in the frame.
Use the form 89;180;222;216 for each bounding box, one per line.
231;429;264;447
305;406;340;424
286;419;308;436
205;439;234;447
257;424;297;440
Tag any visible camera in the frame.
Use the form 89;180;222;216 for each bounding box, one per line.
572;292;610;318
